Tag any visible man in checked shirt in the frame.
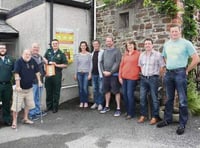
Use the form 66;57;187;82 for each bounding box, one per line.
137;38;165;125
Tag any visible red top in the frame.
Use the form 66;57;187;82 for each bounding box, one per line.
119;50;140;80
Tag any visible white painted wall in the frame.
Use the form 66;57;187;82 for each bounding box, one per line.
6;3;48;56
6;2;92;106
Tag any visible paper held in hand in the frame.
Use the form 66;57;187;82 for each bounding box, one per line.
46;64;55;76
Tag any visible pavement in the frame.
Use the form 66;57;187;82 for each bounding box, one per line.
0;98;200;148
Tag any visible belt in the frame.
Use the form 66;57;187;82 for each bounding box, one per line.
166;67;186;72
0;81;11;85
141;75;159;79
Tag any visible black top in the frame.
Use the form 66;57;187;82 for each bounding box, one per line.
92;51;99;75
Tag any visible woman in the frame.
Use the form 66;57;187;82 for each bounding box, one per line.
74;41;92;108
119;40;140;119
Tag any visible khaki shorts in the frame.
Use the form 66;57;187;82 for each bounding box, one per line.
11;88;35;112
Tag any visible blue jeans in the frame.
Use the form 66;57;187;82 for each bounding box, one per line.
77;72;89;103
164;69;188;127
29;84;43;117
122;79;137;117
92;75;104;105
140;76;159;118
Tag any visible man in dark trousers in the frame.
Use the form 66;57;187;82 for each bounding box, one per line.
44;39;67;113
0;44;15;126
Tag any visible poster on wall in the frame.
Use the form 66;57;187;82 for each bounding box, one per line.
55;28;75;64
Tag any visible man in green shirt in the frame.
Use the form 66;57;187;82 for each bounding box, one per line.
44;39;68;113
0;44;15;126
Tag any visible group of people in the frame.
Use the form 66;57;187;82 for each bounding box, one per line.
74;24;199;135
0;24;199;135
0;39;67;129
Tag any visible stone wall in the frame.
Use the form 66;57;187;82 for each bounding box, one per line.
96;1;200;54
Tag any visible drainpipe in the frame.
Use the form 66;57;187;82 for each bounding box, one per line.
93;0;96;40
50;0;54;43
91;0;95;41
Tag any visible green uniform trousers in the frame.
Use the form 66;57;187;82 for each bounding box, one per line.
0;83;12;123
45;73;62;111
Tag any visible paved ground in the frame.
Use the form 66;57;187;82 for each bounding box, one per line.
0;98;200;148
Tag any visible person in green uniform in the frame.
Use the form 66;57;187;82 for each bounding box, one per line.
44;39;67;113
0;44;15;126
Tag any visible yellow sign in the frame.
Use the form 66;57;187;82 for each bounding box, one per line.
55;31;74;64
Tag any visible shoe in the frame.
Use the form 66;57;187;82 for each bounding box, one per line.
29;115;39;121
137;116;146;123
149;118;158;125
97;104;103;111
52;108;58;113
11;124;16;129
84;103;88;108
176;126;185;135
114;110;121;117
90;103;97;109
124;112;128;117
4;121;12;126
22;119;34;124
157;120;169;128
79;103;83;108
126;115;132;120
100;107;110;114
36;111;47;117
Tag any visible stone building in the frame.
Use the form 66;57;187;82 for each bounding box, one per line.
96;0;200;54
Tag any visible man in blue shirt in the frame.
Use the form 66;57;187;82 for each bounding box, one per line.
157;24;199;135
11;49;42;129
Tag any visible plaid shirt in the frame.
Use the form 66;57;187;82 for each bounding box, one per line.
138;50;165;76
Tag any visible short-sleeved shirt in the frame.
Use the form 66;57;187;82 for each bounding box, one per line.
162;38;196;70
44;49;68;74
14;57;39;89
0;55;15;82
138;50;165;76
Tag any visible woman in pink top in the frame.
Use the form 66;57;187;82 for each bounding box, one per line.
119;40;140;119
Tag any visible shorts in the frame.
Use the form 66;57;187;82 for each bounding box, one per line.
11;88;35;112
103;75;121;94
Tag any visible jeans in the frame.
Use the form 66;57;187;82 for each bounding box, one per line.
164;69;188;127
92;75;104;105
29;84;43;117
122;79;137;117
140;76;159;118
77;72;89;103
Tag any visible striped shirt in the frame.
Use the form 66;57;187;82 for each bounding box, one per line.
138;50;165;76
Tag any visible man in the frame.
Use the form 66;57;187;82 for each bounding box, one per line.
157;24;199;135
100;36;122;116
138;38;165;125
11;49;42;129
90;40;104;111
44;39;67;113
29;43;47;120
0;44;15;126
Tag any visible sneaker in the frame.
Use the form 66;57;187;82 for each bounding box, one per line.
97;104;103;111
29;115;39;121
84;103;88;108
79;103;83;108
100;107;110;114
114;110;121;117
176;126;185;135
36;111;47;117
157;120;169;128
90;103;97;109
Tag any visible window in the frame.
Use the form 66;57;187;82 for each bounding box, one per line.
119;12;129;28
